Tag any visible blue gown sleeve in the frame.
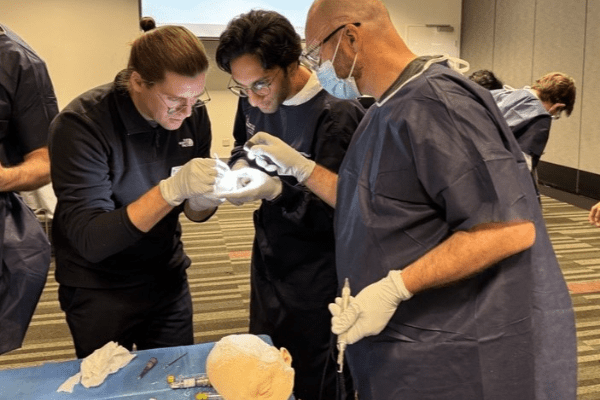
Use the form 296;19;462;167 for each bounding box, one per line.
512;115;551;168
405;77;533;231
270;99;361;214
0;38;58;166
11;52;58;155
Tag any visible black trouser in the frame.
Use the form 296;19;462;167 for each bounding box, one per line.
250;270;354;400
59;276;193;359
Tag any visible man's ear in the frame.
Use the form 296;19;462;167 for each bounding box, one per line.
130;71;146;93
549;102;566;116
345;24;362;54
279;347;293;366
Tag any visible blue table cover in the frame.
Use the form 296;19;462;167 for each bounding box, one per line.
0;336;295;400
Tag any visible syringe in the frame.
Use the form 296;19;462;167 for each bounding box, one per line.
336;278;351;373
194;392;224;399
167;373;212;389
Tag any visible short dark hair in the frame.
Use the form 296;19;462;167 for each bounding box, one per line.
468;69;504;91
216;9;302;74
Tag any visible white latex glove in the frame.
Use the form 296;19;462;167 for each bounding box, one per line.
244;132;316;183
329;270;413;345
230;159;249;171
159;158;221;206
212;160;251;206
187;195;224;211
217;167;283;205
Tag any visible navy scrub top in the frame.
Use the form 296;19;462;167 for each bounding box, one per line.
335;60;576;400
49;73;212;289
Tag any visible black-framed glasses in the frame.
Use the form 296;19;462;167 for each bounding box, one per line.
227;69;282;98
551;108;564;120
300;22;361;70
156;89;211;115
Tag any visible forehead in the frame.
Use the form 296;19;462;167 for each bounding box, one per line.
305;11;333;46
230;53;269;86
158;71;206;97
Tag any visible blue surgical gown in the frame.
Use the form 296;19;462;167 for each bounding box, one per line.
335;63;576;400
492;88;552;170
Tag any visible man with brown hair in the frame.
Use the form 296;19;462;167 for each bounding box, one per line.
492;72;576;172
50;20;221;358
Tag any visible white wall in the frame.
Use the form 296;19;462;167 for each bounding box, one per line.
0;0;140;109
387;0;462;56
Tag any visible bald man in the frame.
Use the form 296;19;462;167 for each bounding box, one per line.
241;0;577;399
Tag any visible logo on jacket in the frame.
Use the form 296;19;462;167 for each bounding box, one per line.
246;117;256;136
178;138;194;148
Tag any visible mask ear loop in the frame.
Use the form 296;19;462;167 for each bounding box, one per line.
347;53;358;79
331;27;358;79
331;30;343;63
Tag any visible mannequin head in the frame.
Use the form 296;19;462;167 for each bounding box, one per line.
206;334;294;400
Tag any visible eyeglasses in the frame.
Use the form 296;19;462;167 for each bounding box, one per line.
300;22;361;70
227;69;282;98
156;89;211;115
551;109;564;120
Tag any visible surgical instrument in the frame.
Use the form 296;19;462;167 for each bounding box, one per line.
167;373;212;389
138;357;158;379
194;393;224;400
337;278;351;373
164;352;187;369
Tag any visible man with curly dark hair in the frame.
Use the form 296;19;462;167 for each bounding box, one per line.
216;10;365;400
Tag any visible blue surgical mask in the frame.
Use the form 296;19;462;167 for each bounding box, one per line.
315;34;361;99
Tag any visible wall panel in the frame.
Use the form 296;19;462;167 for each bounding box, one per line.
460;0;495;72
533;0;585;170
492;0;536;87
579;1;600;175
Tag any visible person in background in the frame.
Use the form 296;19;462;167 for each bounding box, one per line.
242;0;577;398
215;10;364;400
490;72;576;173
0;24;56;355
468;69;504;90
587;199;600;227
49;17;222;358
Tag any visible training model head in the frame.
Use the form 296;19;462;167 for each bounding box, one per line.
206;334;294;400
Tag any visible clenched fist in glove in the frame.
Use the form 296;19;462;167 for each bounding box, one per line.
159;158;221;206
217;167;282;205
187;195;224;211
244;132;316;183
329;270;413;344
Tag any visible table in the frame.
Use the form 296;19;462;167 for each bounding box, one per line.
0;336;295;399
